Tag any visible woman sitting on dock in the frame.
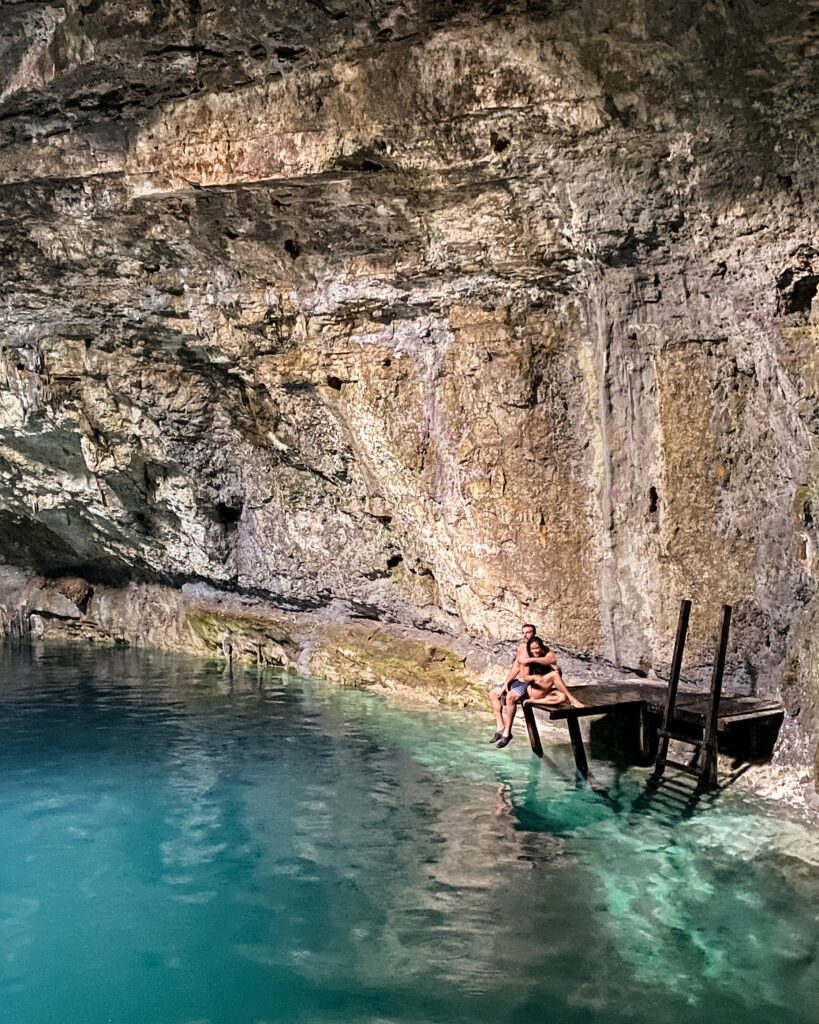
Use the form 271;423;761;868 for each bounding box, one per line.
518;639;585;710
492;635;584;749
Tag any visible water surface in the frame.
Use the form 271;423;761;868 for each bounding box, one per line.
0;643;817;1024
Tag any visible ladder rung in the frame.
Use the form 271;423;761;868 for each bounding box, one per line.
650;788;695;804
653;774;697;790
659;758;702;776
658;729;704;746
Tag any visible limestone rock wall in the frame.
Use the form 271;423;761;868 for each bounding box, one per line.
1;2;818;763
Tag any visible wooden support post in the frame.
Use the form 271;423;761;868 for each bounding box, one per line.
523;703;543;758
698;604;732;792
649;598;692;786
638;704;655;764
567;714;589;779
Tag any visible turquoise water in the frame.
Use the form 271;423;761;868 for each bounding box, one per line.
1;644;818;1024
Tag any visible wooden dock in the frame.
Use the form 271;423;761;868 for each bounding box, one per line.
523;685;783;783
540;682;783;726
513;602;786;798
521;599;785;796
523;684;783;781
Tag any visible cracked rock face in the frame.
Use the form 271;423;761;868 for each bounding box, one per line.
1;2;819;761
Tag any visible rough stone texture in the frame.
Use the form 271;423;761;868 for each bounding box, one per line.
0;565;505;706
307;622;481;706
0;3;818;767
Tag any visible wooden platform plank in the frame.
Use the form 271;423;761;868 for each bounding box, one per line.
716;706;785;725
522;675;785;792
545;698;645;720
528;681;783;729
530;681;665;721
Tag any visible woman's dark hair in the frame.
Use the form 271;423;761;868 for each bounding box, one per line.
527;636;547;654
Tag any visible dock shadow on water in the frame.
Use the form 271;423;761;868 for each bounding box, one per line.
0;644;817;1024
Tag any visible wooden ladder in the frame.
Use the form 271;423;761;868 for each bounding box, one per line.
649;601;733;793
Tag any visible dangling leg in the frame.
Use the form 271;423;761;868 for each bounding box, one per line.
489;686;506;741
497;690;523;748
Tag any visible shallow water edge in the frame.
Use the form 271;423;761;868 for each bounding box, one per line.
3;623;817;823
2;642;819;1024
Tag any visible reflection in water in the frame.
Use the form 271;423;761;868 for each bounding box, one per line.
0;642;816;1024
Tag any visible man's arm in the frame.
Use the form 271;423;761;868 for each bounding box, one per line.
501;643;526;688
502;661;519;688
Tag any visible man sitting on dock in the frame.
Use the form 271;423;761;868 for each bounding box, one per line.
490;624;557;748
490;627;583;748
489;624;542;746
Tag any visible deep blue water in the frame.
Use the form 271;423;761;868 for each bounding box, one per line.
0;642;818;1024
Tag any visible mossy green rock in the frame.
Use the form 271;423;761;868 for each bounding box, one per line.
310;624;484;708
186;606;295;667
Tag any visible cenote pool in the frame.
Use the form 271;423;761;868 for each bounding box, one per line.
1;644;818;1024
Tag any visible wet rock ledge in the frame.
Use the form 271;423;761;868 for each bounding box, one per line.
0;567;507;708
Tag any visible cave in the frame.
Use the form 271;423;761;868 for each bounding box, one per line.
1;1;819;1018
0;0;816;738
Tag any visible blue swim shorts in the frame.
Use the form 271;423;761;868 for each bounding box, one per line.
495;680;528;702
